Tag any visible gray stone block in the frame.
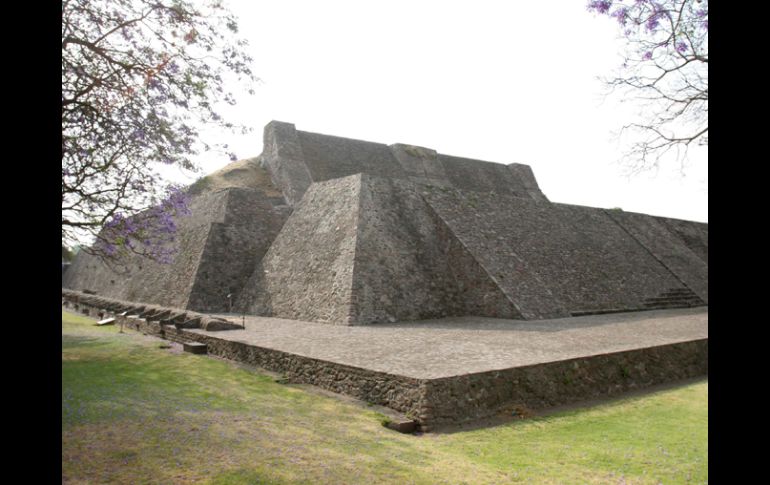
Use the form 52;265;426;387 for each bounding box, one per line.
183;342;207;354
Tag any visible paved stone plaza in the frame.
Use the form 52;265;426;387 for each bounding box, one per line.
204;308;707;379
64;290;707;430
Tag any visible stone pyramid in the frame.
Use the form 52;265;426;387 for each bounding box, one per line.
64;121;708;324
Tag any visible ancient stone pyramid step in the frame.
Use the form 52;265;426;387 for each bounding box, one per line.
64;121;707;325
644;296;703;304
63;188;291;313
642;287;706;310
570;308;645;317
237;174;523;324
603;210;708;303
659;288;701;298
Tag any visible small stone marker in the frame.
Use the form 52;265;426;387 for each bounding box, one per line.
183;342;208;354
384;418;418;434
96;317;115;326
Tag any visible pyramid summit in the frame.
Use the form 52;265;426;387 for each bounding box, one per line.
64;121;708;324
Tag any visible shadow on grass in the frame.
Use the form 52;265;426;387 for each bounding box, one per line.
62;334;111;349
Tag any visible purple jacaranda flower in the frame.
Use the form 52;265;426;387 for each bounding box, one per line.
646;15;660;32
131;128;146;140
643;51;653;60
587;0;613;15
676;42;688;53
611;7;628;26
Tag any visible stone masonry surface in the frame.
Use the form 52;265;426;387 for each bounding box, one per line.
605;209;708;302
205;307;707;379
64;290;706;429
64;187;290;313
351;175;522;323
62;120;708;428
235;171;707;324
654;216;709;264
237;175;361;323
421;189;698;318
262;121;550;204
65;120;707;324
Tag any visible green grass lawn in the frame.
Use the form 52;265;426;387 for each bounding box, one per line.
62;310;707;484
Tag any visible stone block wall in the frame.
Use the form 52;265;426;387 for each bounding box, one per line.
350;175;522;323
235;172;707;324
260;121;313;206
437;154;537;199
237;174;525;325
65;121;707;325
605;210;708;302
419;339;708;429
422;189;693;317
654;216;709;264
238;175;361;323
297;130;405;182
185;188;291;312
64;291;707;432
260;121;549;206
62;220;213;309
64;188;290;312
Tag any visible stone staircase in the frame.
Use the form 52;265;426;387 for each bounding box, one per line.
643;288;706;310
570;308;644;317
569;287;706;317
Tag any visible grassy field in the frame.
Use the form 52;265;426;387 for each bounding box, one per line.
62;310;707;484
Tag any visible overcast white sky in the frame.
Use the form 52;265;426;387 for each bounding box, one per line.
182;0;707;222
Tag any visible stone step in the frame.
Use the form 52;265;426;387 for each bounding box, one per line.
384;418;418;434
658;293;699;300
643;301;699;309
570;308;644;317
183;342;208;354
643;297;703;305
659;289;699;297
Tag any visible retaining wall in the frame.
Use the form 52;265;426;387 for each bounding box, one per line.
63;290;707;432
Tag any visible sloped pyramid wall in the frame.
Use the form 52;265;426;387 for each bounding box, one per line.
63;190;231;308
654;216;709;264
236;175;361;323
604;210;708;302
65;121;707;323
422;189;704;317
237;172;707;324
237;174;523;324
184;188;290;312
63;186;290;312
351;176;522;323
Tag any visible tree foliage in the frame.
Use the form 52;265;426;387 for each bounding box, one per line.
62;245;75;262
587;0;708;172
62;0;256;263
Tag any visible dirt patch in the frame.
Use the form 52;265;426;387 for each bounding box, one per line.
187;157;284;197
